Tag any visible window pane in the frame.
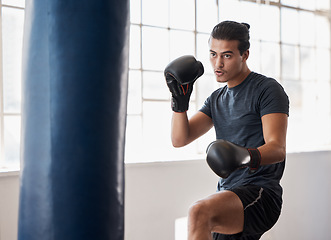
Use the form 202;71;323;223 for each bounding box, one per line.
316;16;330;48
142;27;169;71
260;4;279;42
2;7;24;113
4;116;21;168
127;70;142;115
2;0;25;8
197;0;218;33
316;0;330;10
141;101;198;162
283;80;304;152
299;0;316;10
281;0;299;7
282;45;300;80
170;0;195;30
299;83;330;149
299;11;315;47
248;40;261;73
240;2;260;41
316;48;330;82
129;25;141;69
261;42;280;79
196;74;219;108
125;115;143;163
282;80;302;116
197;33;212;74
130;0;141;24
142;0;168;27
291;81;331;151
300;47;316;81
219;0;241;22
316;82;331;115
170;30;195;60
281;8;299;45
142;71;169;100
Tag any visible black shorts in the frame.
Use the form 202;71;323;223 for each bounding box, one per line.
213;184;282;240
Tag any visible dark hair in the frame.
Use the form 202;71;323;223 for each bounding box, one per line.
210;21;250;55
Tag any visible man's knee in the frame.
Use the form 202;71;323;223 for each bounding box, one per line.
188;191;244;234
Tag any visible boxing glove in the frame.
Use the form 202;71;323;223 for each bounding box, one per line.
164;55;204;112
206;140;261;178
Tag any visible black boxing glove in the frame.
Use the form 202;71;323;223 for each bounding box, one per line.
164;55;204;112
206;140;261;179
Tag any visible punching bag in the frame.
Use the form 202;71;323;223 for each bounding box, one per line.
18;0;129;239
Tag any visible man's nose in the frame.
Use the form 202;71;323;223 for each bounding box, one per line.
215;56;224;68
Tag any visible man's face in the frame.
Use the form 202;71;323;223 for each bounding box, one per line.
209;37;249;88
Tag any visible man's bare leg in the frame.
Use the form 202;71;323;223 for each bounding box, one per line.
187;190;244;240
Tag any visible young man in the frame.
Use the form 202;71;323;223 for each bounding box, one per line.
164;21;289;240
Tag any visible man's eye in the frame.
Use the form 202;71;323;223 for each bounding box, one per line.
224;54;231;58
210;52;216;57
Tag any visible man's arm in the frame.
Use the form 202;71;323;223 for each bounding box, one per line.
258;112;288;165
163;55;209;147
171;111;213;148
206;112;288;178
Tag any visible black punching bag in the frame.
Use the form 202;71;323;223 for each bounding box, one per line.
18;0;129;239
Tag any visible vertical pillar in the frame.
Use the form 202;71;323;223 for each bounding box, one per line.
18;0;129;239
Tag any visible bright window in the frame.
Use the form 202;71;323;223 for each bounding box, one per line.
126;0;331;163
1;0;331;168
0;3;24;170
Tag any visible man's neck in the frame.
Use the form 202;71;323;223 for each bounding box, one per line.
227;67;251;89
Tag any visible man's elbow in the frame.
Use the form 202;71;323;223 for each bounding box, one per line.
172;143;183;148
172;140;185;148
278;145;287;162
171;137;188;148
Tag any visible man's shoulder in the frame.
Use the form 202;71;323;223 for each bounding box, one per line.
247;72;285;95
250;72;281;87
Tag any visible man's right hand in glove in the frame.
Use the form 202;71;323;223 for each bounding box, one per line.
164;55;204;112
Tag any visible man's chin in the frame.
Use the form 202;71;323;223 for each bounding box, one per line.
216;77;227;83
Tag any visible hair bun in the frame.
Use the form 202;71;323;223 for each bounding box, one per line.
241;23;250;30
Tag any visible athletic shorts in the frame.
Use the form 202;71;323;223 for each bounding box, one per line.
212;184;282;240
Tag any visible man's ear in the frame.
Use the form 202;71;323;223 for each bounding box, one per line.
242;49;249;61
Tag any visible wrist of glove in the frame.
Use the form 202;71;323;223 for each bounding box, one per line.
168;81;194;112
247;148;261;173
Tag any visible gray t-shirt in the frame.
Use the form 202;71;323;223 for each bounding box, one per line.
200;72;289;196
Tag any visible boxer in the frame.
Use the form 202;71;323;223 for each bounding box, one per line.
165;21;289;240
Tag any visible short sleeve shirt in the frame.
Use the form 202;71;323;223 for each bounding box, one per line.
200;72;289;196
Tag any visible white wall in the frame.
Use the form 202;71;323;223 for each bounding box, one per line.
125;151;331;240
0;171;20;240
270;151;331;240
0;151;331;240
125;159;218;240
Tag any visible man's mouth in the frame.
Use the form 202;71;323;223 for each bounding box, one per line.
215;70;225;76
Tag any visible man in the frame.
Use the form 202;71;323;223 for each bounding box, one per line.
164;21;289;240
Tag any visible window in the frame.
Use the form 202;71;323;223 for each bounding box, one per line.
0;1;25;170
1;0;331;168
126;0;331;163
127;0;220;163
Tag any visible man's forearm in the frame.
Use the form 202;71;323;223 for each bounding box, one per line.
258;141;286;165
171;112;190;147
